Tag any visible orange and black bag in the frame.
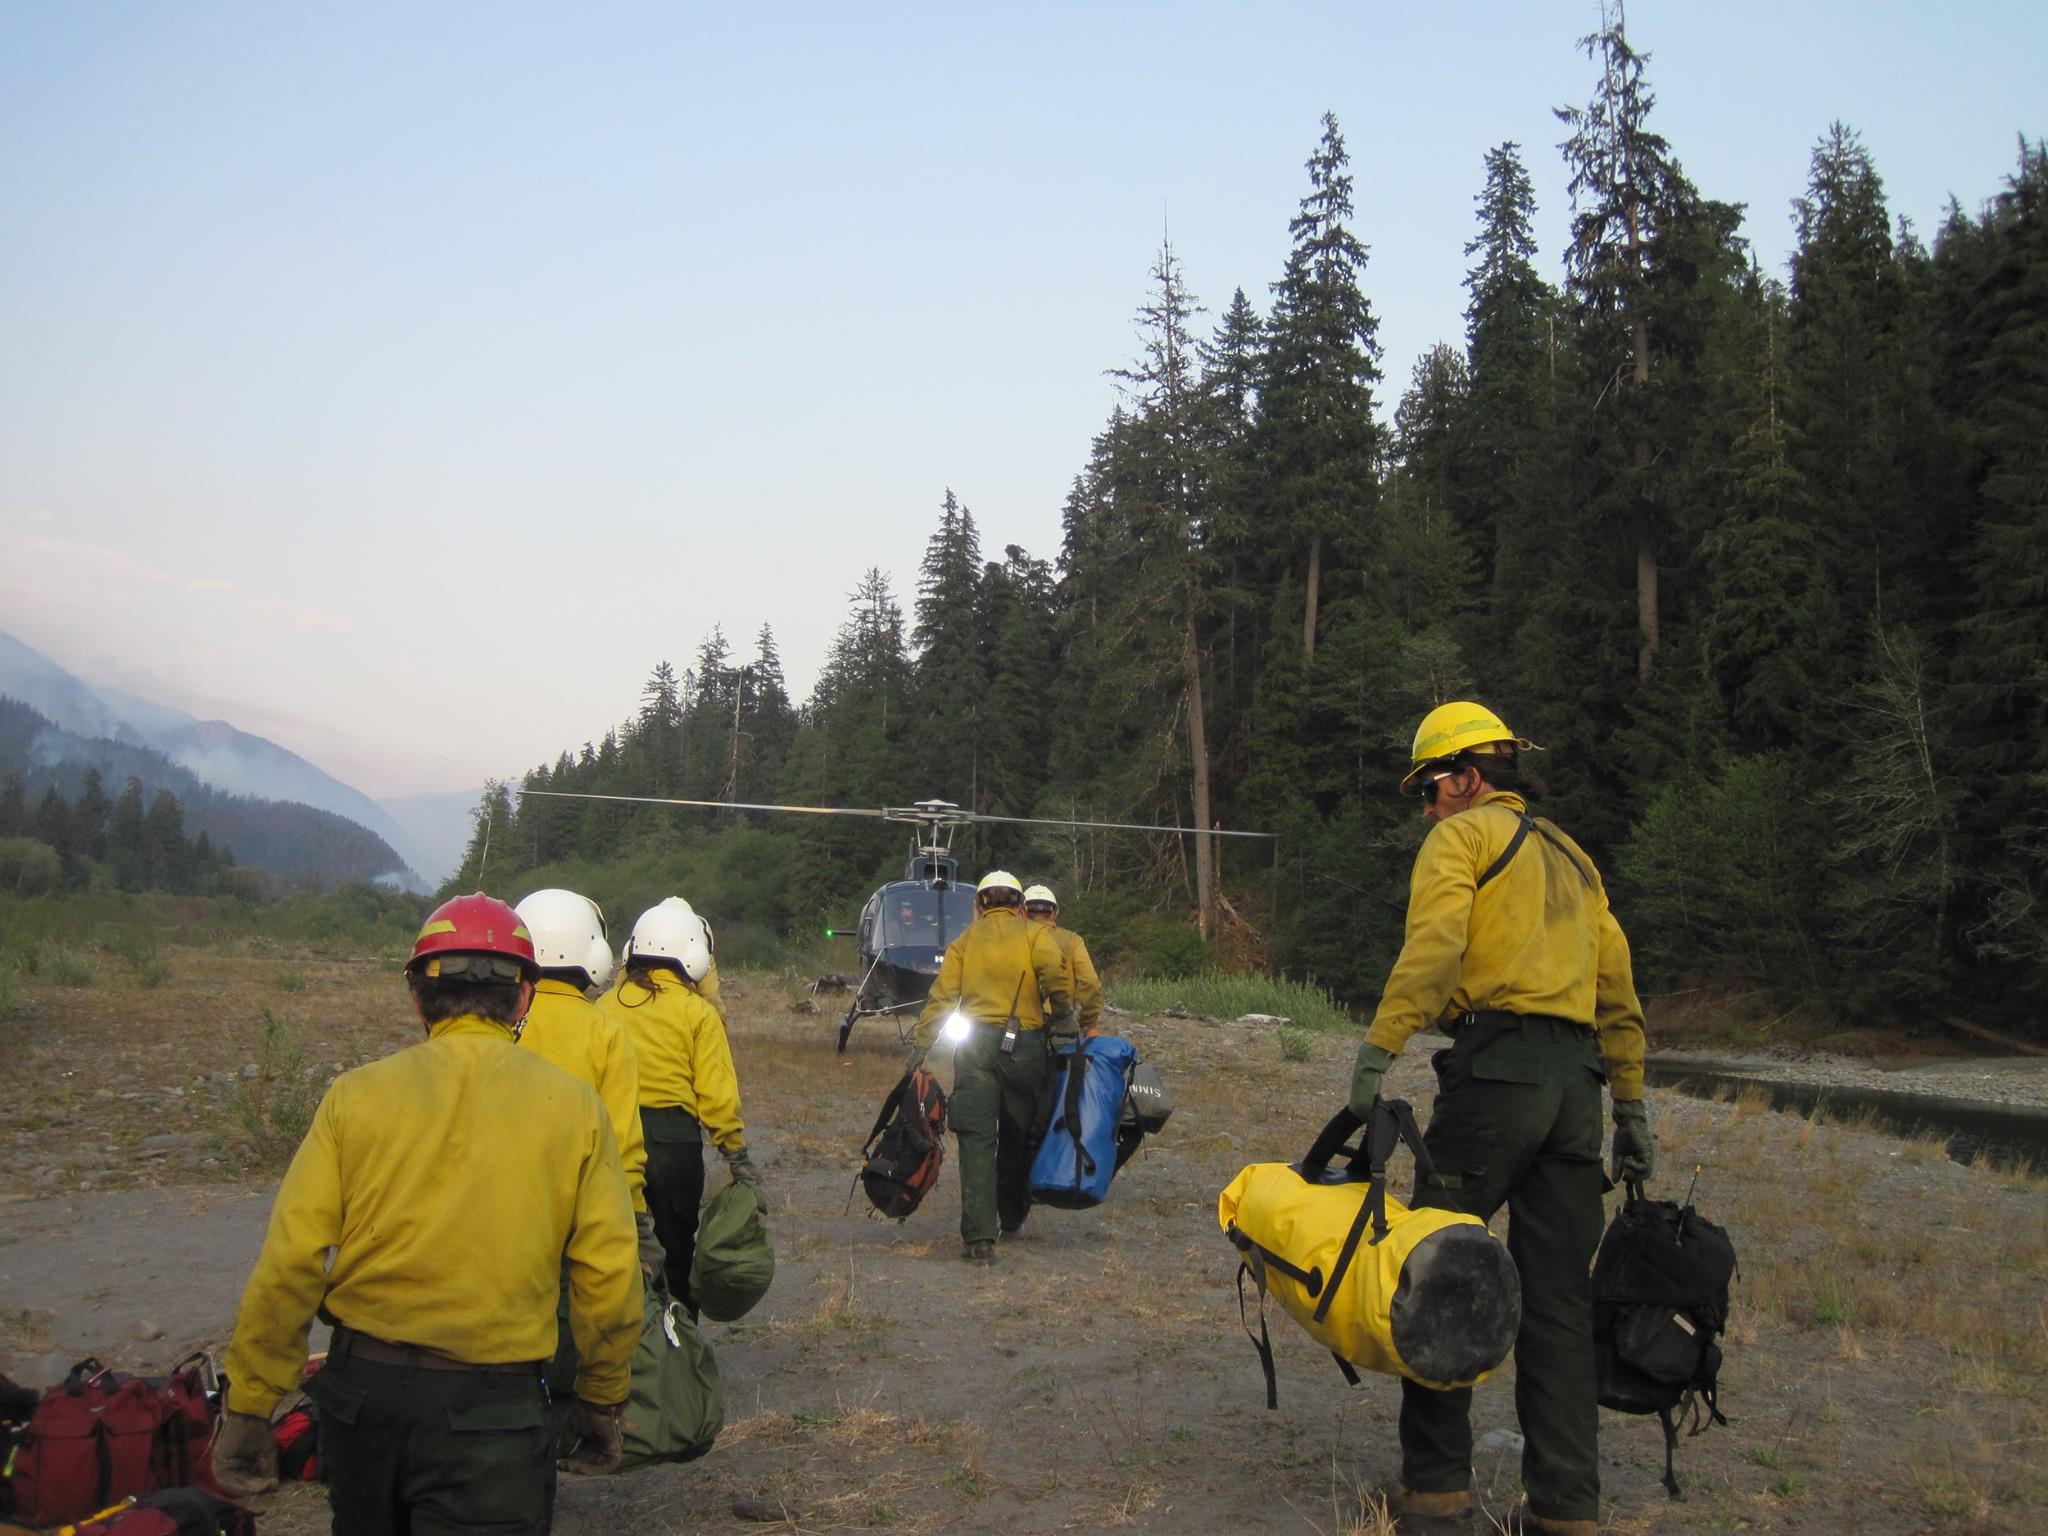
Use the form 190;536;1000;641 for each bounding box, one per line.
852;1067;949;1219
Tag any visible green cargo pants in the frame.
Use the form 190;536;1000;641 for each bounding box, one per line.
1399;1013;1607;1525
306;1339;556;1536
949;1023;1049;1245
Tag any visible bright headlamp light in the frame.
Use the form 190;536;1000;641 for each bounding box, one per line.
940;1010;973;1044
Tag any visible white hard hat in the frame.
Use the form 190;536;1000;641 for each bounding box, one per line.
1022;884;1058;908
514;888;607;986
976;870;1023;897
625;896;713;981
584;933;617;993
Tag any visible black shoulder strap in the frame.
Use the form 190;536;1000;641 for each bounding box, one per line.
1475;811;1595;892
1530;818;1595;889
861;1072;911;1155
1474;811;1533;890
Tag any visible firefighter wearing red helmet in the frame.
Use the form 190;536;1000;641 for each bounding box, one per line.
215;893;642;1532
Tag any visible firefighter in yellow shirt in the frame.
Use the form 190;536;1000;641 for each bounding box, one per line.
213;894;641;1530
1351;704;1650;1536
1021;883;1102;1045
914;871;1070;1265
513;888;665;1378
599;896;757;1315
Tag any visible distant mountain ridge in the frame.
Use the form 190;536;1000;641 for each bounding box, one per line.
0;696;415;888
0;630;436;887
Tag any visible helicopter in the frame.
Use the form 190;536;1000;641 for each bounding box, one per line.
510;789;1275;1051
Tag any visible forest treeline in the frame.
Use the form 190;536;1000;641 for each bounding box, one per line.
459;12;2046;1036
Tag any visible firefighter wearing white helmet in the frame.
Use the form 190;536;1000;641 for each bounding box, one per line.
512;889;661;1339
914;869;1070;1265
598;896;755;1315
1021;884;1102;1045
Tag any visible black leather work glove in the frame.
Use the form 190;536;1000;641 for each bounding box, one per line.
1611;1096;1654;1185
212;1407;280;1496
634;1211;666;1283
558;1398;625;1476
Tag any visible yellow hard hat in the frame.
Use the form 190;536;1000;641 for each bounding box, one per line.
976;870;1023;897
1400;701;1539;792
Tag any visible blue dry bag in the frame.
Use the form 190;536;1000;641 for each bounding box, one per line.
1028;1034;1139;1209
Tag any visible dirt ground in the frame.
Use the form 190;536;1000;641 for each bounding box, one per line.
3;953;2045;1534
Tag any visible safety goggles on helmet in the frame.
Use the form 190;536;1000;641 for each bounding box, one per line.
416;952;529;983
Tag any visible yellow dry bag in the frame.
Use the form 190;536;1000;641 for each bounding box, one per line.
1218;1100;1520;1403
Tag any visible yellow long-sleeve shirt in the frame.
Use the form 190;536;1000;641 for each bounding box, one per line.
917;907;1071;1046
1364;791;1647;1099
1042;923;1103;1032
599;968;746;1153
224;1014;640;1416
519;977;649;1214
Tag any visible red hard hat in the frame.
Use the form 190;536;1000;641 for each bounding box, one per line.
407;892;539;981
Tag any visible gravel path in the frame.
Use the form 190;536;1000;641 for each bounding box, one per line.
1648;1045;2048;1112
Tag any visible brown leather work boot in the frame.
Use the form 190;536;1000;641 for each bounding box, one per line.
1508;1501;1597;1536
1374;1484;1472;1528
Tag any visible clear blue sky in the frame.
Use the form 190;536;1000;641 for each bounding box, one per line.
2;2;2039;796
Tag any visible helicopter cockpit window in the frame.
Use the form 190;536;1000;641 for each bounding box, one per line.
882;894;943;948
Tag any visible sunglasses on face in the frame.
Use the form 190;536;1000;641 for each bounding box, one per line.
1419;769;1458;806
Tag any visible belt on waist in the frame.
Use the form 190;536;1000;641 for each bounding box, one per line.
331;1324;544;1375
1446;1009;1593;1037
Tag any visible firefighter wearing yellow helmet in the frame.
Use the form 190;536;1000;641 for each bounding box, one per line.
1022;884;1102;1045
914;869;1071;1265
1354;704;1649;1536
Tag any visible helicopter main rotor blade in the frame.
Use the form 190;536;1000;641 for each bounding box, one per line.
514;789;888;819
954;809;1276;840
514;789;1273;841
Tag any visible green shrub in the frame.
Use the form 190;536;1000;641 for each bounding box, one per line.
230;1009;325;1169
0;837;62;896
111;931;171;989
274;968;310;994
1142;925;1208;980
1277;1026;1315;1063
1109;969;1351;1032
46;948;96;988
0;963;18;1035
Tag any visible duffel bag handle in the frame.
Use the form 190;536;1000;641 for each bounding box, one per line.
1299;1106;1364;1175
1299;1099;1436;1187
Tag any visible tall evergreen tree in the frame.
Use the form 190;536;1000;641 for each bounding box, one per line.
1110;232;1223;937
1461;140;1558;605
1260;112;1384;661
910;490;988;806
1556;0;1686;683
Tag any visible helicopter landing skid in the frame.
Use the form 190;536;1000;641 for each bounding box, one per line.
835;996;921;1054
835;952;925;1053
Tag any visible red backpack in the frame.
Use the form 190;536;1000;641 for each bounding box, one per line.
5;1356;222;1524
852;1067;949;1219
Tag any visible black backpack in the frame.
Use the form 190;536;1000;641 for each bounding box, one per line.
850;1067;949;1220
1591;1176;1737;1498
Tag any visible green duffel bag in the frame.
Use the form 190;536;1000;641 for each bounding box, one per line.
690;1178;775;1322
618;1279;724;1469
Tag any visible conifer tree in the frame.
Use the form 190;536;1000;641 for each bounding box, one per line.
1462;140;1558;603
74;767;111;862
107;776;148;891
911;490;988;806
1556;0;1685;683
1260;112;1383;662
0;774;23;839
1110;233;1222;937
